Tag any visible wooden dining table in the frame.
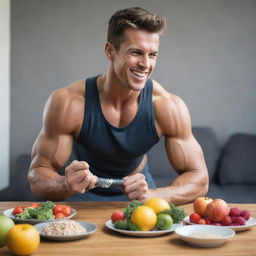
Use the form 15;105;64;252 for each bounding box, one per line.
0;201;256;256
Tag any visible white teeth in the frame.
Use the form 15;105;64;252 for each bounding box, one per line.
132;70;146;77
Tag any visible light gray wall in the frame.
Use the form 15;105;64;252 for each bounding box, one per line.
11;0;256;175
0;0;10;189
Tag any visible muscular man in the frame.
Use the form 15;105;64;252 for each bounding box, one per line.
28;7;209;204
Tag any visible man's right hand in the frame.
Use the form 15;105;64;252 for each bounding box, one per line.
65;160;97;194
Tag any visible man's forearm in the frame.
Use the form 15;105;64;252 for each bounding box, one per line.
149;171;209;205
28;167;74;201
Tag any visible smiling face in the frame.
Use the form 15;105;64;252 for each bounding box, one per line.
106;28;160;91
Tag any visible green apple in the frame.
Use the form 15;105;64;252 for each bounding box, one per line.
0;215;15;247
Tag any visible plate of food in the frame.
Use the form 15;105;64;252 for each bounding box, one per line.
187;197;256;231
105;220;183;237
175;224;235;247
3;201;76;224
35;220;97;241
184;216;256;232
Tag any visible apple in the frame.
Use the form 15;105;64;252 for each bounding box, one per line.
0;215;15;247
193;196;213;216
6;224;40;255
205;198;230;222
111;210;125;223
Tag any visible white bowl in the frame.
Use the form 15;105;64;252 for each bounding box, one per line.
175;225;235;248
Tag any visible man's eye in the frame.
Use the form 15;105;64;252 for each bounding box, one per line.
150;53;158;58
131;51;141;56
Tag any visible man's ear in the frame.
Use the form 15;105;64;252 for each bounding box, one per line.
105;42;115;61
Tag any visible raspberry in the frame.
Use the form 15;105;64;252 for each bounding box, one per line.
235;216;246;225
222;216;232;226
229;207;242;217
205;218;211;225
230;216;238;225
240;210;250;220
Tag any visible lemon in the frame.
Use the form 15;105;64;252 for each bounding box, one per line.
156;214;173;230
144;197;170;214
131;206;157;231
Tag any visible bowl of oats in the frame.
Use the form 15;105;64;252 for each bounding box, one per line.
175;225;235;247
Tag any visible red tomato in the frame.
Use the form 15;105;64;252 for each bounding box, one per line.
31;203;39;208
62;206;72;217
12;206;24;215
55;212;66;219
189;213;201;224
53;205;64;216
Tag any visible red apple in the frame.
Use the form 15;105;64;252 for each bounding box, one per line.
205;198;230;222
111;210;125;223
193;197;213;217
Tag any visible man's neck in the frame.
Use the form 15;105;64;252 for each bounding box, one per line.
98;73;140;109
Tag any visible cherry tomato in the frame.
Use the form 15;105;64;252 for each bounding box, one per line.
31;203;39;208
62;206;72;217
13;206;24;215
55;212;66;219
53;205;64;216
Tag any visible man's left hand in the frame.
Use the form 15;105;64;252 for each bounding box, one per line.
123;173;150;202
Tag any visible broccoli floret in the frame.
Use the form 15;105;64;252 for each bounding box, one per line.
38;200;55;210
127;221;140;231
114;220;128;230
16;208;32;219
28;208;54;220
114;220;140;231
161;204;185;223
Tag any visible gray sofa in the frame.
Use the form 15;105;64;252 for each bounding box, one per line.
1;127;256;203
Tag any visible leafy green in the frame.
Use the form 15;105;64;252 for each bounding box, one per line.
16;201;56;220
114;220;140;231
124;200;142;220
38;200;55;211
161;203;185;223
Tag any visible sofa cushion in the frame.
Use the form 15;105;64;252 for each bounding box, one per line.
148;127;219;187
192;127;219;181
0;154;43;201
218;133;256;185
207;183;256;203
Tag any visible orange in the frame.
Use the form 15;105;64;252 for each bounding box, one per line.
144;197;170;214
131;205;157;231
6;224;40;255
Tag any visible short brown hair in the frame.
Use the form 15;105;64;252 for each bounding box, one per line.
107;7;166;51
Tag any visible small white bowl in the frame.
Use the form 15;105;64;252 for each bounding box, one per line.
175;225;235;248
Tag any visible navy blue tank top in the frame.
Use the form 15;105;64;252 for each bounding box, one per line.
74;75;159;179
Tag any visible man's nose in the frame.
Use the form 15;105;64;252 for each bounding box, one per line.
138;55;150;69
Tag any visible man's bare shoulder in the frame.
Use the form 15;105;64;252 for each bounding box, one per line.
43;80;86;134
152;80;191;137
